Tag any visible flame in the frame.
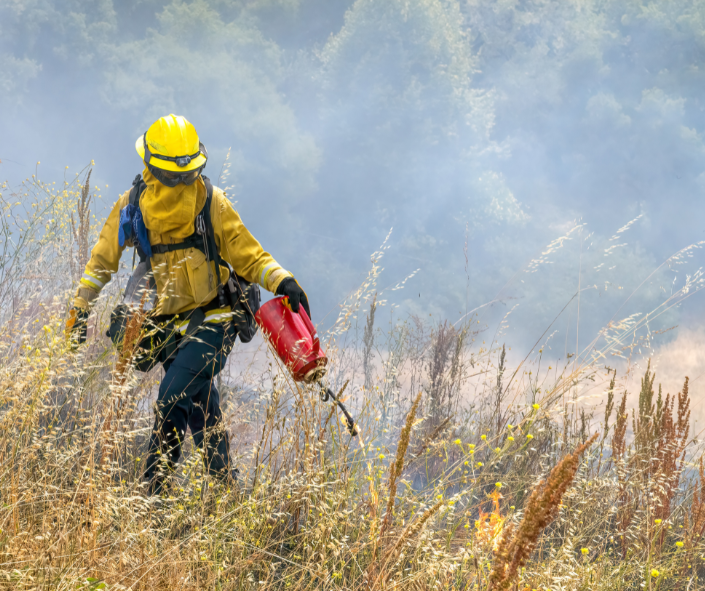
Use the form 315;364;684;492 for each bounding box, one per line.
475;489;505;550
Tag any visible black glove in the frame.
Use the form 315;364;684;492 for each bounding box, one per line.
65;307;89;349
276;277;311;318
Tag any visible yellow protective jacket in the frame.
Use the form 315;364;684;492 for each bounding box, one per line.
74;170;291;318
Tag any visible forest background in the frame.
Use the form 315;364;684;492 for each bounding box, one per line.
3;0;705;363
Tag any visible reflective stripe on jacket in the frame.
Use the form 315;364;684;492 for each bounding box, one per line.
74;180;291;316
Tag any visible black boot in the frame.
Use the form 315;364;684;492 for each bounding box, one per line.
144;451;175;497
203;429;231;480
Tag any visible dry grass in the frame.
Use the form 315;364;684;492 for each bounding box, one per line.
0;170;703;590
70;169;93;283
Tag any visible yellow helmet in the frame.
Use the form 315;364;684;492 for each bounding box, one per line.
135;114;207;173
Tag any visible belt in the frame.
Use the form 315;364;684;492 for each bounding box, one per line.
149;298;233;335
175;306;233;337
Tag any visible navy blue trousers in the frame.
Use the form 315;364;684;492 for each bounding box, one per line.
144;321;236;483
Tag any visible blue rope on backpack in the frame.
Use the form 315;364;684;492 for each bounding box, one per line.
118;203;152;257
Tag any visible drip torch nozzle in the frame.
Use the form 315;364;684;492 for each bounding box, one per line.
254;297;357;435
322;385;358;436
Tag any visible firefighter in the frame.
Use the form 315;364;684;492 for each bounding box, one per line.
65;114;310;494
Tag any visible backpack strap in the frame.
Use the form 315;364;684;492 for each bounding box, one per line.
129;174;146;207
129;174;149;263
200;176;261;335
200;176;229;308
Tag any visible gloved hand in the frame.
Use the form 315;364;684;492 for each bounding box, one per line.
275;277;311;318
65;307;89;349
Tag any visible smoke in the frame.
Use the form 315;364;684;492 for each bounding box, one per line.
1;0;704;354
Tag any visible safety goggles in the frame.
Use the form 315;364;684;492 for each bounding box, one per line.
147;164;203;187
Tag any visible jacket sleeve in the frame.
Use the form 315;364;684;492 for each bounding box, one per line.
212;189;292;293
73;192;129;310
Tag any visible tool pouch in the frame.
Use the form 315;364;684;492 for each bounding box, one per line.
107;260;174;372
107;305;178;372
226;272;261;343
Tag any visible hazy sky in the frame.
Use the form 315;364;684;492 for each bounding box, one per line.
2;0;704;359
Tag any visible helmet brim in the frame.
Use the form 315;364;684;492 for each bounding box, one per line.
135;135;207;172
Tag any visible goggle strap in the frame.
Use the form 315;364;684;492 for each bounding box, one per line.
142;133;151;165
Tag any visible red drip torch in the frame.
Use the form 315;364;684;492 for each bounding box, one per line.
255;297;359;436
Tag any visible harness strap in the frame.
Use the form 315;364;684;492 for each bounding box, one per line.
177;307;206;350
200;177;229;308
151;235;206;255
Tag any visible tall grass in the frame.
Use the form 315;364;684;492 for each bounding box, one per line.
0;169;703;590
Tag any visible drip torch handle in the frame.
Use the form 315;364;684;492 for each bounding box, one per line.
298;305;320;351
